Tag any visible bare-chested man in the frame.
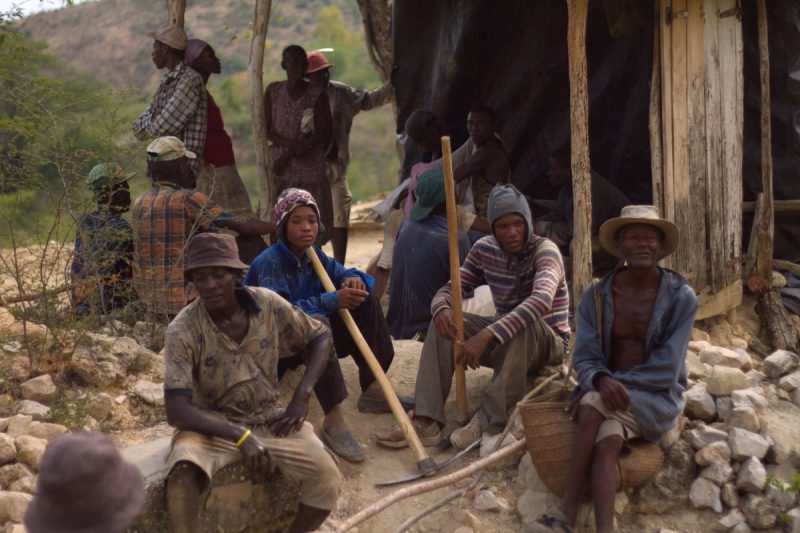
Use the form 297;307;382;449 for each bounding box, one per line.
530;205;697;533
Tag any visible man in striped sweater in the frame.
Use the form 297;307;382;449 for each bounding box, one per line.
376;184;570;449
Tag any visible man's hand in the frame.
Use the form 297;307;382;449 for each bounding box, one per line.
267;391;310;437
456;329;494;370
239;433;273;474
337;287;368;310
596;375;630;411
342;276;366;292
434;309;457;341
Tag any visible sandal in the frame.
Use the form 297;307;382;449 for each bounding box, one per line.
321;428;365;463
525;507;574;533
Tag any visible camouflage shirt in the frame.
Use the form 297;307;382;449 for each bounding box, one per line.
164;286;329;424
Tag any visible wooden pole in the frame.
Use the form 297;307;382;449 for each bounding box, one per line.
248;0;274;220
306;249;435;472
755;0;773;281
166;0;186;27
441;136;467;421
566;0;592;303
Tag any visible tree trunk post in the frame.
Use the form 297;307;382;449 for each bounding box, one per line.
566;0;592;303
167;0;186;27
356;0;393;82
248;0;274;220
755;0;773;281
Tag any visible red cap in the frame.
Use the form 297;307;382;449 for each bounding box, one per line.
307;50;333;73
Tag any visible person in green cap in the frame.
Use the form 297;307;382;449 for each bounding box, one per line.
71;163;136;315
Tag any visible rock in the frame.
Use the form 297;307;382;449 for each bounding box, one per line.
691;330;711;343
15;435;47;471
737;457;767;493
634;440;695;513
715;396;733;422
778;389;791;401
91;335;155;373
741;494;778;529
453;528;474;533
496;496;511;512
731;337;749;349
785;507;800;531
26;423;67;444
516;489;556;525
731;388;768;410
15;400;49;421
763;350;798;379
480;432;517;464
0;434;16;466
661;420;683;449
133;380;164;406
772;271;788;288
721;483;739;508
473;489;500;512
779;371;800;392
700;346;748;370
8;476;36;495
87;393;113;421
729;407;761;433
765;482;798;511
687;351;707;379
793;389;800;408
69;346;120;387
517;454;548;493
19;374;57;403
0;395;13;417
0;491;33;523
734;349;754;371
699;461;733;486
689;340;713;352
731;522;752;533
689;478;723;512
0;464;33;488
719;509;746;529
728;428;770;461
695;441;732;466
5;415;32;438
707;367;749;396
685;424;728;450
684;387;716;421
745;369;764;388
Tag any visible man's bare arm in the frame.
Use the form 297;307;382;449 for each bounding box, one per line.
166;395;246;442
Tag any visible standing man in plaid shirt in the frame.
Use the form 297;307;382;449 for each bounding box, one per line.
132;137;274;321
133;25;206;178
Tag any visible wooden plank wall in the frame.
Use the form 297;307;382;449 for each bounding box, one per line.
656;0;743;307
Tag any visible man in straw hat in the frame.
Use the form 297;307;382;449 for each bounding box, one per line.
163;232;340;533
529;206;696;533
24;431;145;533
134;24;207;177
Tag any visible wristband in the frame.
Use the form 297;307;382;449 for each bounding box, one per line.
235;429;252;448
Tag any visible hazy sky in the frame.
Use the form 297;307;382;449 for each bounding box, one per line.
0;0;81;17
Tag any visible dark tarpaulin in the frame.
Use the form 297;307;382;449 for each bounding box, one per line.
742;0;800;262
393;0;654;204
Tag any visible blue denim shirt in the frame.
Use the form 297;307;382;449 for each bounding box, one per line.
244;240;373;316
573;267;697;442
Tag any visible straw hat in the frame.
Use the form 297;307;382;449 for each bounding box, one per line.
598;205;679;259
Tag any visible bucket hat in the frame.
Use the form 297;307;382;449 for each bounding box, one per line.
184;233;249;280
148;24;188;51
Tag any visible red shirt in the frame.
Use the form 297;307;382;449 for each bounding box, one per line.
203;93;236;167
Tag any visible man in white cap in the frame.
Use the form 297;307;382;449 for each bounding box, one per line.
530;205;697;533
132;136;274;320
306;49;394;263
134;24;207;177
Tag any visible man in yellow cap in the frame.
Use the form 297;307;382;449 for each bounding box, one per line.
306;49;394;263
133;24;207;178
132;137;275;321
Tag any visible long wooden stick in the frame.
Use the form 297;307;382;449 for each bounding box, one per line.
333;439;527;532
306;249;433;471
755;0;774;282
441;136;467;420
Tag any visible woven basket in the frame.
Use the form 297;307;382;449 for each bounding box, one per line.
518;391;664;496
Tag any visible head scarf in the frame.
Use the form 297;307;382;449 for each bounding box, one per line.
273;188;323;241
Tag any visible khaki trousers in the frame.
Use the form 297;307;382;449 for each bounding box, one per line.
326;160;352;229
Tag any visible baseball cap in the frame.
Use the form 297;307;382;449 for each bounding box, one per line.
86;163;135;192
146;136;197;162
148;25;188;51
410;168;446;221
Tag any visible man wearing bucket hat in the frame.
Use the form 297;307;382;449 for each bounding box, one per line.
530;206;696;533
134;24;207;177
24;432;145;533
306;49;394;264
132;136;274;320
71;162;135;315
164;232;340;533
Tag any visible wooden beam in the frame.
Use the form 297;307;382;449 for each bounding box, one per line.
773;259;800;277
649;1;664;216
755;0;774;281
248;0;274;220
566;0;592;303
743;199;800;213
744;193;764;280
696;280;742;320
167;0;186;27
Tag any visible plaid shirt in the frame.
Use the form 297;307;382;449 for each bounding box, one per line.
132;181;230;317
133;62;207;174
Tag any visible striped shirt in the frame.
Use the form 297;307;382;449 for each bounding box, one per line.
132;181;230;316
431;234;571;348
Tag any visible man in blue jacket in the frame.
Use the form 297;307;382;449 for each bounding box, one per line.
245;188;411;462
531;205;697;533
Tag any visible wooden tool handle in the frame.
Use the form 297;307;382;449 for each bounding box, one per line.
441;136;468;419
306;249;430;463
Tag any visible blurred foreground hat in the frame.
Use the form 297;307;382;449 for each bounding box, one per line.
410;168;446;221
184;233;249;280
185;38;209;66
149;24;188;51
24;432;144;533
86;163;135;191
306;50;333;73
598;205;679;259
147;136;196;162
405;110;440;144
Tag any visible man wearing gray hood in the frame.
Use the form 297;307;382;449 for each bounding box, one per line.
376;184;570;449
